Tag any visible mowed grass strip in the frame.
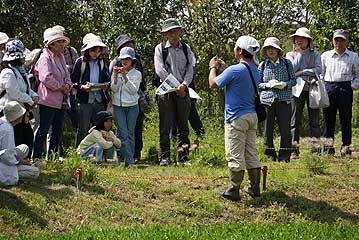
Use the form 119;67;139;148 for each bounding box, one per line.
25;223;359;239
1;114;359;239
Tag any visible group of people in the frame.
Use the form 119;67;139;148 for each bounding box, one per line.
0;25;151;172
0;18;358;195
208;27;358;201
0;18;207;185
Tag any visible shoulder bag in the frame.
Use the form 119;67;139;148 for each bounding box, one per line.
242;62;267;122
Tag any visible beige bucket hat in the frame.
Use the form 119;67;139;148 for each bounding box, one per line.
43;26;70;47
261;37;282;56
289;27;312;42
81;33;108;53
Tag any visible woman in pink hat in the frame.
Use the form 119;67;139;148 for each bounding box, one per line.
286;27;322;159
32;26;72;165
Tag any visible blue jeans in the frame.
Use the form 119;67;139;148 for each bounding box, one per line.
113;104;139;166
33;105;64;159
81;144;115;162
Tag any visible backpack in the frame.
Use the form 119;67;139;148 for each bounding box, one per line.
261;57;290;83
78;57;110;103
80;56;104;76
0;65;30;99
152;40;190;87
27;48;43;92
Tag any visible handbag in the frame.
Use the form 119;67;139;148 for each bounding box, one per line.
309;73;330;109
138;89;154;113
242;62;267;123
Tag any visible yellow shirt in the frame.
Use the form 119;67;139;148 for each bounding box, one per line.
77;127;121;155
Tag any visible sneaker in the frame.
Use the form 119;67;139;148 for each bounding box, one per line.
290;152;299;160
159;158;169;166
323;138;335;155
176;160;192;167
340;146;352;157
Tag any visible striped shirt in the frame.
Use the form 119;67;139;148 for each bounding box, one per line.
258;57;297;106
154;40;194;86
321;49;359;89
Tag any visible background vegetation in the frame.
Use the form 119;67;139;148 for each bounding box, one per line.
1;0;358;129
1;1;359;238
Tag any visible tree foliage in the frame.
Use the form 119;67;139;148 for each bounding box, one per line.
1;0;358;122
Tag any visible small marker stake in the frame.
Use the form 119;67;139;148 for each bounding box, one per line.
76;168;83;191
262;166;267;191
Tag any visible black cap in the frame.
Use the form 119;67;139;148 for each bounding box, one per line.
95;111;112;126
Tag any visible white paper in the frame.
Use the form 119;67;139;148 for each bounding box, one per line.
155;74;180;95
155;74;201;99
87;82;109;92
292;77;305;98
188;87;201;99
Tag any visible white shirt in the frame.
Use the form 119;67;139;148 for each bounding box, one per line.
0;118;19;186
0;66;38;112
111;68;141;107
321;49;359;89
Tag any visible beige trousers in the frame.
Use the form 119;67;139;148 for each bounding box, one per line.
225;112;260;172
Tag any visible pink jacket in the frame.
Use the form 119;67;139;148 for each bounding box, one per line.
35;48;72;109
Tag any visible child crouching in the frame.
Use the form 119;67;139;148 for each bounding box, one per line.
77;111;121;163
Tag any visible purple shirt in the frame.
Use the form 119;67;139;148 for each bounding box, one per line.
34;48;72;109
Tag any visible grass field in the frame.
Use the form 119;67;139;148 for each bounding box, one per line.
1;111;359;239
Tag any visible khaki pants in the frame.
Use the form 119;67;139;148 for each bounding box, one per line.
225;112;260;171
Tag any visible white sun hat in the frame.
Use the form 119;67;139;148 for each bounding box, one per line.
43;26;70;47
81;33;108;54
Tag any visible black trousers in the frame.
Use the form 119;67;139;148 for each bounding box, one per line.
263;100;292;161
134;110;144;159
13;117;34;159
323;81;353;146
158;90;191;161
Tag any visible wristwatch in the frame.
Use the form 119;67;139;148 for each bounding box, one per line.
209;65;217;70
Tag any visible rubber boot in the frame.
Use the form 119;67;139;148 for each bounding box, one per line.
244;168;261;198
218;170;244;201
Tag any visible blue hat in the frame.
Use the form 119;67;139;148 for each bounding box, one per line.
118;47;136;60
